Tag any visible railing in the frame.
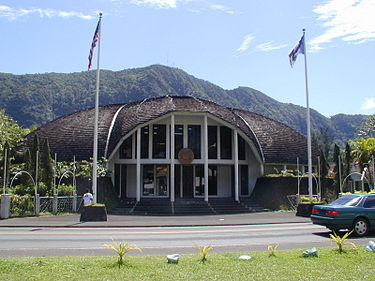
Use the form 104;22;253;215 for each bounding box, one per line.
6;195;81;218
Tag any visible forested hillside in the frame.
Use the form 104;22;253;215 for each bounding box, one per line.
0;64;370;144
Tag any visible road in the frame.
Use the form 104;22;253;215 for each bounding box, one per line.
0;222;373;257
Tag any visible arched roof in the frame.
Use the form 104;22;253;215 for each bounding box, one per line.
26;96;317;164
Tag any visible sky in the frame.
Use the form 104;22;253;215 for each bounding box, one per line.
0;0;374;117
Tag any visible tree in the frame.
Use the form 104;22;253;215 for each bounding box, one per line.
319;150;329;178
332;144;342;194
40;138;54;191
313;127;333;161
1;141;10;187
350;138;375;171
29;134;40;179
343;142;352;177
358;116;375;138
0;109;29;153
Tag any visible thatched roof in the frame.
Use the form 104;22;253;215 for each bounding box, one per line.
26;96;317;164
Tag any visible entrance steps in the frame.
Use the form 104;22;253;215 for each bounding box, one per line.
108;197;268;215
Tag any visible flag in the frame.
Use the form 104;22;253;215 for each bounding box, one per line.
288;33;305;68
88;16;101;70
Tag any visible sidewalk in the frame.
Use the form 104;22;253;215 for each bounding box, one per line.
0;211;310;227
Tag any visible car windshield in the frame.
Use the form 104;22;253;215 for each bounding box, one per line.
330;195;362;206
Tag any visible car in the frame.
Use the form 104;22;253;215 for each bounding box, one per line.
310;193;375;237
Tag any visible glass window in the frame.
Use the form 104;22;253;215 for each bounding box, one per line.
119;135;132;159
143;165;154;196
188;125;201;159
331;195;362;206
220;126;232;159
208;165;217;195
141;126;149;159
155;165;168;196
174;125;184;159
238;135;246;160
240;165;249;196
152;124;166;159
363;196;375;208
195;165;204;196
208;126;217;159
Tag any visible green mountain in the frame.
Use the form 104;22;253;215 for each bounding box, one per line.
0;64;370;144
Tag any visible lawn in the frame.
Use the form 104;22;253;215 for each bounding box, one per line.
0;247;374;281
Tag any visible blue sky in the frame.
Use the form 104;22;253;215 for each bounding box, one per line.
0;0;374;117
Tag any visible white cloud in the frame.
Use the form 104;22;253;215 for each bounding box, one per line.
130;0;177;9
256;41;287;52
130;0;237;14
311;0;375;50
0;5;93;20
362;97;375;110
236;34;255;52
210;4;235;14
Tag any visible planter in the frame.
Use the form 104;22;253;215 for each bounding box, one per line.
296;203;323;217
80;205;107;222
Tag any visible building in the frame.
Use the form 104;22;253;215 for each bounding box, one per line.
27;96;318;205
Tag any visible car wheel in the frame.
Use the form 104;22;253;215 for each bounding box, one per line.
352;218;369;237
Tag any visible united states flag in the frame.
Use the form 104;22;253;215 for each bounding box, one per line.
88;17;101;70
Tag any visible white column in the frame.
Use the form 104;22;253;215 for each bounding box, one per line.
136;128;141;202
170;114;175;202
204;115;209;202
234;130;239;202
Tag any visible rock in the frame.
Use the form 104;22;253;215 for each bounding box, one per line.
167;254;180;264
239;255;252;260
302;247;318;257
366;241;375;252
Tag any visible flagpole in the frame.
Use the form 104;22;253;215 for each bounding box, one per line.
92;13;102;204
302;28;313;201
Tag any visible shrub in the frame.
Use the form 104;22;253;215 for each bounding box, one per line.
330;230;357;253
102;239;141;267
196;245;213;262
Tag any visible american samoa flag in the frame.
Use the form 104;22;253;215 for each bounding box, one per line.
288;33;305;68
88;17;101;70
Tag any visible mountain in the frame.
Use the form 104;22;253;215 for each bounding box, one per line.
0;64;370;144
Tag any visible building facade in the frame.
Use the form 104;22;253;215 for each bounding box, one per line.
27;96;318;203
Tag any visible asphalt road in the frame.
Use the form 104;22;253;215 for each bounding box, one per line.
0;222;373;257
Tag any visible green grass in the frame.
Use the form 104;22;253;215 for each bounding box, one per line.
0;247;374;281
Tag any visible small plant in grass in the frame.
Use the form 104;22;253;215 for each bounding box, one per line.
267;243;279;257
196;244;213;263
329;230;357;253
102;238;141;267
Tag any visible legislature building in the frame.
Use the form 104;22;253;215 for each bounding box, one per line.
27;96;318;212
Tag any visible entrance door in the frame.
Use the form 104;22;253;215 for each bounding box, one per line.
182;166;194;198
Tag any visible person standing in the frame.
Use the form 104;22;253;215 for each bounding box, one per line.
82;189;94;206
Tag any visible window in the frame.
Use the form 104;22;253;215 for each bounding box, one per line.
208;126;217;159
143;165;154;196
174;125;184;159
142;165;168;197
208;165;217;195
188;125;201;159
152;124;166;159
364;196;375;208
155;165;168;196
220;126;232;159
141;126;149;159
119;135;132;159
195;165;204;196
238;135;246;160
